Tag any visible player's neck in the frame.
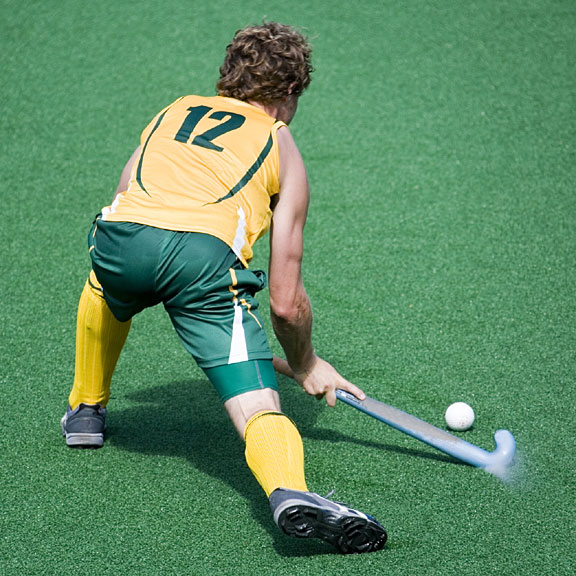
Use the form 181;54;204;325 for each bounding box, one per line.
248;96;298;125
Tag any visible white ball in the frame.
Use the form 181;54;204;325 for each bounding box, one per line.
445;402;475;431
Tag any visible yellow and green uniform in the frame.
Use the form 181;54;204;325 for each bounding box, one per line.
76;95;288;403
69;94;309;496
102;95;286;267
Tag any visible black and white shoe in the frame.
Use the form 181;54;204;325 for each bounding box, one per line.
269;488;387;554
61;403;107;448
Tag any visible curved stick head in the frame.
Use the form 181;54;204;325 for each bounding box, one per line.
483;429;516;476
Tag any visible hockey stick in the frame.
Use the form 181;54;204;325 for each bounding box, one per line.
336;390;516;471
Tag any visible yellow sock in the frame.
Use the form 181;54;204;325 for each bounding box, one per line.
68;271;131;410
244;411;309;497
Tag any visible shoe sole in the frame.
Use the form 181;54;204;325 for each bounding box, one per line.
277;503;387;554
61;416;105;448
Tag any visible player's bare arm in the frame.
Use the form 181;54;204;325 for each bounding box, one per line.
270;126;365;406
113;146;141;198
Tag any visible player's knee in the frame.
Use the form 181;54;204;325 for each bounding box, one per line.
225;388;281;436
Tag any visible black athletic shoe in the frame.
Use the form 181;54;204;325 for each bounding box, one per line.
269;488;387;554
61;403;107;448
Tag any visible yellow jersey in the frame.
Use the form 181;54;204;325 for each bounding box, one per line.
101;95;285;267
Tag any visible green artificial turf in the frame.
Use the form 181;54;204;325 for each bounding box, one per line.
1;0;574;574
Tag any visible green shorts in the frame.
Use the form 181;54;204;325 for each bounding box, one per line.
89;217;277;401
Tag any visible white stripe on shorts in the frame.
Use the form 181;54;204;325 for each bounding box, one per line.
228;303;249;363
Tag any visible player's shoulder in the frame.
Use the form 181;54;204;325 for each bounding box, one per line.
276;123;299;157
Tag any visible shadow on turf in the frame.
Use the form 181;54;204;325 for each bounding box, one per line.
108;377;459;557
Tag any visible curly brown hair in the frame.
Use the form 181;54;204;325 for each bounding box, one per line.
217;22;313;104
